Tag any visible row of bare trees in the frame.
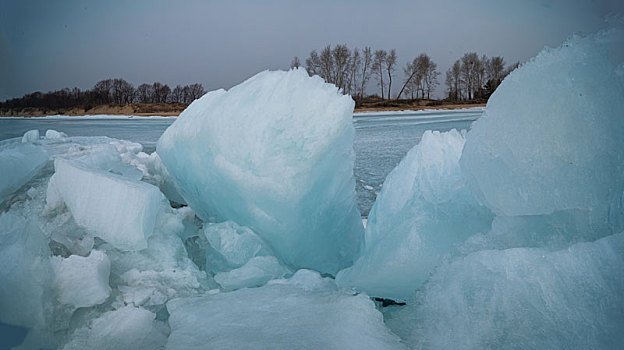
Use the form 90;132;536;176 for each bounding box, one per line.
294;46;441;100
296;46;520;101
1;79;206;111
445;53;519;101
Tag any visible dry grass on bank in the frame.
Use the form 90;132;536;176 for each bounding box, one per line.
1;99;485;117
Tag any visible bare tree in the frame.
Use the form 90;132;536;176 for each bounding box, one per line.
136;84;153;103
397;57;419;100
290;56;301;69
359;47;372;99
347;48;361;97
460;52;479;100
372;50;387;99
424;60;439;99
332;44;350;92
92;79;113;104
487;56;505;85
384;49;397;99
319;45;334;84
305;50;320;76
445;60;462;101
152;82;171;103
111;78;134;104
171;85;184;103
186;83;205;102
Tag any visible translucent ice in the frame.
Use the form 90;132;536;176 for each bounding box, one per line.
388;232;624;349
461;29;624;223
203;220;271;269
52;250;111;308
337;130;493;301
157;68;363;274
46;159;168;251
0;212;52;329
166;270;405;350
0;141;48;204
214;256;290;290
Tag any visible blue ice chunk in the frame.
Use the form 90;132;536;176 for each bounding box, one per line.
157;69;363;274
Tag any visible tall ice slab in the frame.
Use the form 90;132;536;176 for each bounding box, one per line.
157;69;363;274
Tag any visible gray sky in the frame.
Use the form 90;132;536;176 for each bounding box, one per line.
1;0;622;101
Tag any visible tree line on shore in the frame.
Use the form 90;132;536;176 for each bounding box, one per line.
0;79;205;111
293;45;519;101
3;48;519;111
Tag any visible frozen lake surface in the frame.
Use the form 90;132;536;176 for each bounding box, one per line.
0;108;482;216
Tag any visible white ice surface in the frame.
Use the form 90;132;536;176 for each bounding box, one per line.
52;250;111;308
46;159;168;251
166;270;405;350
387;232;624;349
62;306;168;350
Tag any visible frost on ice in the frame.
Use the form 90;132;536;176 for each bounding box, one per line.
337;129;492;301
157;68;363;274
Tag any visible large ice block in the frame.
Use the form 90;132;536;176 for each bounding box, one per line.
337;130;493;301
460;29;624;223
166;270;405;350
388;232;624;349
157;68;363;274
46;159;168;251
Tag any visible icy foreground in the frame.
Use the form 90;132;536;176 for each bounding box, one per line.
166;270;405;350
387;233;624;349
157;68;363;274
0;129;396;350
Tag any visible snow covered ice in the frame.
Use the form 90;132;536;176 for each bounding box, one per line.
157;68;363;274
52;250;111;308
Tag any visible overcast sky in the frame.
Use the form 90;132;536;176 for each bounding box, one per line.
1;0;622;101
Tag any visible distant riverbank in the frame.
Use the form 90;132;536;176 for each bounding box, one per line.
0;100;486;118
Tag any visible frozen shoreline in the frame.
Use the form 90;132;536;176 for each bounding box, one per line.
0;106;484;120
